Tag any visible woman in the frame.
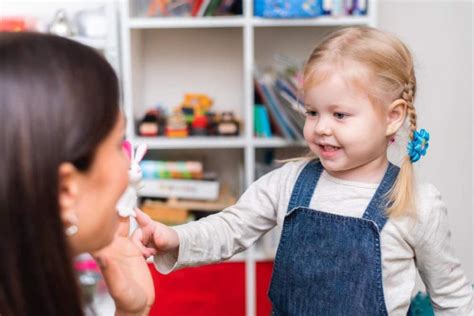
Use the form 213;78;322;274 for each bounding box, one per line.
0;32;154;315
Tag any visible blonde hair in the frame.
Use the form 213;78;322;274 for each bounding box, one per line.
303;26;418;218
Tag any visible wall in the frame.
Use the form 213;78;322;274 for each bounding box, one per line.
378;0;473;282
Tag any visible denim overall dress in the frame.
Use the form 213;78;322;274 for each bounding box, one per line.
268;160;399;315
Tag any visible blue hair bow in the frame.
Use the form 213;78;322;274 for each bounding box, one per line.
407;129;430;163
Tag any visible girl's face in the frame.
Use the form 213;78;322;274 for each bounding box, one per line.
65;113;129;254
303;67;391;182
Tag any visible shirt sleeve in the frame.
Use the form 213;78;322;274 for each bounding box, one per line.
153;162;289;274
414;184;474;316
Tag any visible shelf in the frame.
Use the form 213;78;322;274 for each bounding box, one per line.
252;137;306;148
134;136;307;149
252;16;371;27
127;16;246;29
134;136;248;149
127;15;370;29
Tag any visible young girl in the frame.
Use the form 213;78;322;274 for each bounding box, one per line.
133;26;474;315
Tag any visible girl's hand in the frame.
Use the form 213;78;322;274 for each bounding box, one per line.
132;208;180;258
92;217;155;316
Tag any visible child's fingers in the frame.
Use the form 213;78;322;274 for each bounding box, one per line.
134;208;159;244
135;208;153;228
132;219;155;246
131;229;154;258
134;208;176;251
143;247;157;258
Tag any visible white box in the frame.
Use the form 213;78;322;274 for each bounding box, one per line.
140;178;220;201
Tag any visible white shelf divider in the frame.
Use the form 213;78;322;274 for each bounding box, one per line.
133;136;247;149
243;2;256;314
252;16;371;27
128;16;246;29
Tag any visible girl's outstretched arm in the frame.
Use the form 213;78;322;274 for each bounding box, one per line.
134;162;295;274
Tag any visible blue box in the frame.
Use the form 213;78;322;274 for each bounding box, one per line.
254;0;324;18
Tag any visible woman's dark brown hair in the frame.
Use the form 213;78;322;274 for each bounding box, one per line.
0;32;120;316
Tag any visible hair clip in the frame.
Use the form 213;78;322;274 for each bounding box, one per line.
407;128;430;163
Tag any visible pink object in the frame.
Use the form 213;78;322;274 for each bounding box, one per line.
122;140;132;160
74;259;99;272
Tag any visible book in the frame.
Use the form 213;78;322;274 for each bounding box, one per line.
197;0;212;16
214;0;240;16
260;74;301;140
204;0;222;16
140;178;220;201
141;160;204;179
255;104;273;137
141;184;236;213
260;106;272;137
254;105;263;137
274;89;305;140
191;0;204;16
352;0;368;15
255;78;287;138
254;104;272;138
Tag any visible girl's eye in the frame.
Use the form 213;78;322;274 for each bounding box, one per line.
305;110;318;117
334;112;347;119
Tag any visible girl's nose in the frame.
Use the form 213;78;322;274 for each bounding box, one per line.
314;117;332;136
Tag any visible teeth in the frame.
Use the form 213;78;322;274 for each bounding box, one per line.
323;145;338;151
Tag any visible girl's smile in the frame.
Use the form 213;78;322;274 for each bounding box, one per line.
317;143;342;159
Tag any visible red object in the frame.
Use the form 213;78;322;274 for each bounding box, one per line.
191;0;204;16
147;261;274;316
0;18;28;32
192;115;208;129
256;261;273;316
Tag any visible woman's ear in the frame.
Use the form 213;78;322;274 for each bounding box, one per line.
58;162;80;222
386;99;407;136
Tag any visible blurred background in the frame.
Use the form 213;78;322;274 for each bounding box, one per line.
1;0;472;315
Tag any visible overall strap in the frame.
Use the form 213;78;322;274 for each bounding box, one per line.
362;163;400;230
287;160;323;213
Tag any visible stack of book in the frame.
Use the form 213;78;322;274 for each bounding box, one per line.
144;0;242;17
254;67;305;141
140;160;220;201
140;184;237;225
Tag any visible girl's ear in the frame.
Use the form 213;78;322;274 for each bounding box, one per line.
385;99;407;137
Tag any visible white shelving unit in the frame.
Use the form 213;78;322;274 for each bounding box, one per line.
1;0;120;74
120;1;376;315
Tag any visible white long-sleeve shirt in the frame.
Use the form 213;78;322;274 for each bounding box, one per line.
154;160;474;315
